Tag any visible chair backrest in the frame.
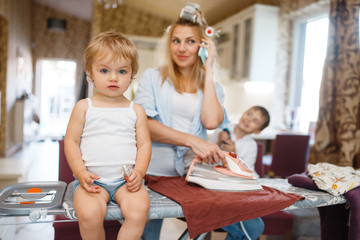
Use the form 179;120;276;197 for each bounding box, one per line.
58;139;75;184
255;143;264;178
269;134;310;178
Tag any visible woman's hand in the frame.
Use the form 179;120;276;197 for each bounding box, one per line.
76;170;101;193
189;135;226;166
199;36;216;71
126;169;143;192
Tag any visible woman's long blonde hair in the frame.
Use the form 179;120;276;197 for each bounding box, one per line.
157;18;206;93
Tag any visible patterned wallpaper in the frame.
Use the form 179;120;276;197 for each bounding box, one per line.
279;0;324;15
207;0;282;24
31;2;91;96
0;15;8;155
92;1;172;37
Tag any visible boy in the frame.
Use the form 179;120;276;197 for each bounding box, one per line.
209;105;270;177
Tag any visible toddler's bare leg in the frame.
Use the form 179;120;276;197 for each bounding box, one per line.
114;185;150;240
73;186;110;240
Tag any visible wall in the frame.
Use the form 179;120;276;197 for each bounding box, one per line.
279;0;323;15
92;1;172;37
202;0;282;25
214;4;279;125
222;82;274;124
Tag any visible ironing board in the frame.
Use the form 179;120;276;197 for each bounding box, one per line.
0;178;347;240
0;178;346;222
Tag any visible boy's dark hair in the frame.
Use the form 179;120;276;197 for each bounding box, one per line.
252;106;270;130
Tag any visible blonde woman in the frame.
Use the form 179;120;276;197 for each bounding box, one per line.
135;4;264;239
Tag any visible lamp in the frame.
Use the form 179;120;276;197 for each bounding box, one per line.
97;0;123;9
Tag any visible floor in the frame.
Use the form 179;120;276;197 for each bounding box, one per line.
1;140;321;240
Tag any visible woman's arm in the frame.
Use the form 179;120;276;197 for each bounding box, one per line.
148;117;225;165
199;37;225;129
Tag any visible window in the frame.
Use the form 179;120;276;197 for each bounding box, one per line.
289;14;329;132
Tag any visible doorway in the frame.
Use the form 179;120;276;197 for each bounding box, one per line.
36;59;76;140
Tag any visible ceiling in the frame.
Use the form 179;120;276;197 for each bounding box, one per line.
31;0;282;25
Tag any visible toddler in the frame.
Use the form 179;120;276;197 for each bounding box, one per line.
64;30;151;240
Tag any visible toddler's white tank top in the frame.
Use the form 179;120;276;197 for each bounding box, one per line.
80;98;137;182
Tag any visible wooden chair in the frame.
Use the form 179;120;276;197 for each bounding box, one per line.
261;211;294;240
53;139;121;240
255;142;265;177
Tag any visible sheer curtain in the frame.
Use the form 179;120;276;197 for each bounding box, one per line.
308;0;360;167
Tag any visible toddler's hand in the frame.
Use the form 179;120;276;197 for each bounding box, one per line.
77;170;101;193
125;169;143;192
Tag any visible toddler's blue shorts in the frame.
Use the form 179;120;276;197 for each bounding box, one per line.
73;178;126;202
